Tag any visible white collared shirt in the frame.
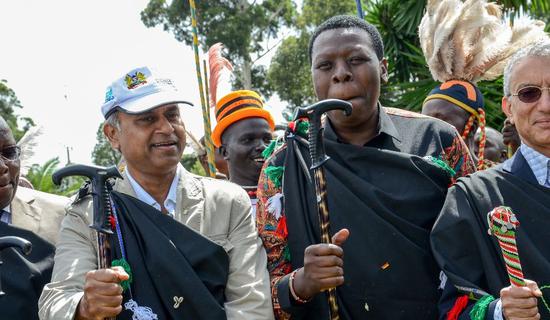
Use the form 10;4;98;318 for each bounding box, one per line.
520;144;550;187
125;164;181;217
1;205;11;224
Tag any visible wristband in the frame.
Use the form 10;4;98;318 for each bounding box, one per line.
289;268;310;304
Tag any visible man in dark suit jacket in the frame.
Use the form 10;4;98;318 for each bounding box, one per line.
0;115;69;320
431;39;550;320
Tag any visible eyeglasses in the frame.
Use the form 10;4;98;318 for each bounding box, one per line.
511;86;550;104
0;146;21;162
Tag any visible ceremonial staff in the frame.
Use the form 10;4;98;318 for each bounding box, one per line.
188;0;217;178
294;99;352;320
355;0;364;19
53;164;122;320
0;236;32;297
487;206;525;287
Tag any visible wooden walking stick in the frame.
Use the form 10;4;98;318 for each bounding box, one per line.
294;99;352;320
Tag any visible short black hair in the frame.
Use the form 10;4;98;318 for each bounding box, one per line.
308;15;384;63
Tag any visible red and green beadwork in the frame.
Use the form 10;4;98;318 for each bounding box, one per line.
487;206;525;287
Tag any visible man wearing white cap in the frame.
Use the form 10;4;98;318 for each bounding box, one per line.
38;67;274;320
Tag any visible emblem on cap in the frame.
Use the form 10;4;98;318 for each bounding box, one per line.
104;87;114;103
125;71;147;90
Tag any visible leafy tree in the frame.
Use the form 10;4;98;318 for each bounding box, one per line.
268;33;315;112
268;0;549;130
180;153;205;176
141;0;296;94
0;80;34;141
267;1;357;114
26;157;84;196
91;123;121;167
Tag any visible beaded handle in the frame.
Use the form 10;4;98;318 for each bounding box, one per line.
487;206;525;287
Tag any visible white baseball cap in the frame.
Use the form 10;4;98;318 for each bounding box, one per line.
101;66;193;119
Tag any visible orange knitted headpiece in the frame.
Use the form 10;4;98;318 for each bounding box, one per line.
212;90;275;147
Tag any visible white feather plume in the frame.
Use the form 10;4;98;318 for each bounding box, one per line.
17;125;43;176
185;129;205;157
419;0;548;83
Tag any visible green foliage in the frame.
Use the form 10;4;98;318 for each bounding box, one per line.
0;80;34;141
299;0;357;27
91;122;121;167
365;0;539;129
267;1;358;113
141;0;296;93
268;0;548;130
26;158;84;197
180;153;206;176
267;34;315;110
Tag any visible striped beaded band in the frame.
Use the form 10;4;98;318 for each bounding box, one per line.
212;90;275;147
487;206;525;287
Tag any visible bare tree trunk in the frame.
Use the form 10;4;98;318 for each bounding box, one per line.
241;58;253;89
237;0;252;89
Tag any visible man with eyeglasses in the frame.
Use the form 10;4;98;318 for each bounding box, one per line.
0;116;70;319
431;39;550;320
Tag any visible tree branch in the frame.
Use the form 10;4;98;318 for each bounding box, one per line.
251;35;287;66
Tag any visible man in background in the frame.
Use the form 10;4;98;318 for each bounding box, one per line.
0;115;69;320
212;89;275;219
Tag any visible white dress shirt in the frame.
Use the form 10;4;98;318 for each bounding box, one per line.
125;164;181;217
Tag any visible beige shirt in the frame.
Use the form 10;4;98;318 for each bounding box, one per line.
10;187;70;244
38;168;274;320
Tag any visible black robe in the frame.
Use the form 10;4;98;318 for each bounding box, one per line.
108;191;230;320
431;152;550;319
0;223;55;320
280;127;452;319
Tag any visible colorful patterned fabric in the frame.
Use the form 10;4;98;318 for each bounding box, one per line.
424;80;488;170
256;106;475;319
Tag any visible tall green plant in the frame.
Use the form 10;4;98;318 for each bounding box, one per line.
26;158;84;197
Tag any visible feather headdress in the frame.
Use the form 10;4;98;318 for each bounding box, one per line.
419;0;547;83
207;43;233;108
420;0;547;170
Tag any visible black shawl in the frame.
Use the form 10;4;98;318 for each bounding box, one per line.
282;132;451;319
431;153;550;319
109;191;229;320
0;223;55;320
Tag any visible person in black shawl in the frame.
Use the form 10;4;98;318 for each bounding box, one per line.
256;15;475;320
431;39;550;320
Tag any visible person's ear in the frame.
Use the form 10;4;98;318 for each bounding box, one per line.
501;96;514;124
103;123;121;152
380;58;388;83
219;144;229;161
